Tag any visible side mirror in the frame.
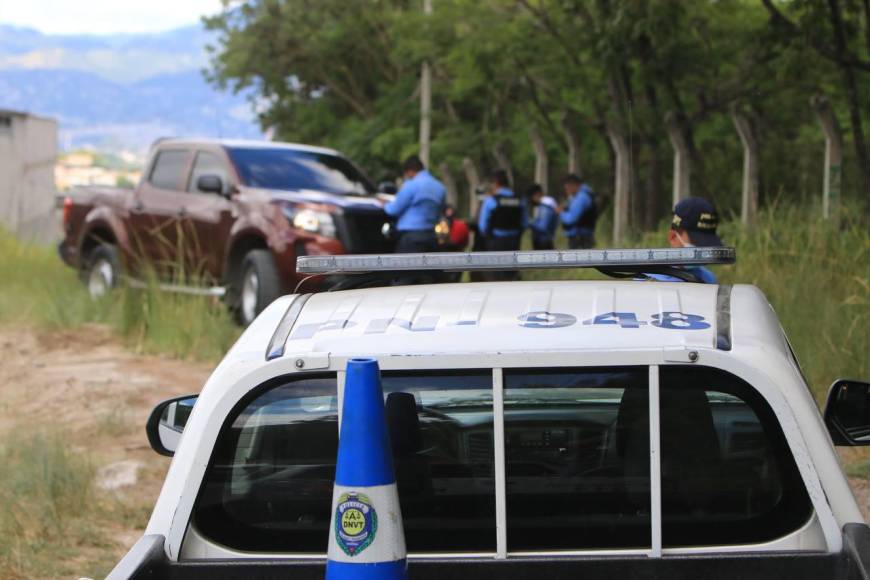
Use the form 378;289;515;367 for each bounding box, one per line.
824;379;870;446
377;181;398;195
196;174;224;195
146;394;198;456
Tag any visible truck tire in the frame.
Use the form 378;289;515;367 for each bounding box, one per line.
236;249;281;326
85;244;121;299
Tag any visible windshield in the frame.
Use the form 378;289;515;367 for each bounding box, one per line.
228;147;374;195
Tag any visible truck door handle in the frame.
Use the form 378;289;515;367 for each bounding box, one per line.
132;201;145;213
177;207;188;218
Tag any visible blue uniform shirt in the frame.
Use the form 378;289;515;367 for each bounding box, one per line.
646;266;718;284
384;170;446;232
561;184;594;237
478;187;528;238
530;196;559;243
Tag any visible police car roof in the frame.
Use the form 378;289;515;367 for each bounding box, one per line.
257;280;789;361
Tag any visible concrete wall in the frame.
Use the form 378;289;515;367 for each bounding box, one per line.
0;111;58;244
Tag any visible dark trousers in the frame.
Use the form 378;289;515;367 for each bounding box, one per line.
483;235;521;281
394;230;439;285
532;237;555;251
396;230;438;253
568;233;595;250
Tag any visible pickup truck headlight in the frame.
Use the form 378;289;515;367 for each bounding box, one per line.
283;207;337;238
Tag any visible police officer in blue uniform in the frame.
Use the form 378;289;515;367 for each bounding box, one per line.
478;169;527;253
477;170;527;281
649;196;723;283
527;183;559;250
560;174;597;249
385;155;446;254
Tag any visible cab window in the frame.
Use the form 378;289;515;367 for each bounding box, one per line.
659;366;813;547
187;151;230;194
148;149;190;190
193;372;494;553
503;368;650;551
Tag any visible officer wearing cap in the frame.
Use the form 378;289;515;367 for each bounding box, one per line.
653;196;724;283
385;155;447;253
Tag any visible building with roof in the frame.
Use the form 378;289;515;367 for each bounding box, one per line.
0;109;58;243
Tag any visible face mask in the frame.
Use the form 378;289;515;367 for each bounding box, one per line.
677;233;695;248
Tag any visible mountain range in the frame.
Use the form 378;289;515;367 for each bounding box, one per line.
0;24;263;152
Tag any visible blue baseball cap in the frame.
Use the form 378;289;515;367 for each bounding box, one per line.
671;197;723;246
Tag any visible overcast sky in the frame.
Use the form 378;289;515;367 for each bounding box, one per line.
0;0;224;35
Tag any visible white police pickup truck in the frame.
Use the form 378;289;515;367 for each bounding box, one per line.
111;248;870;579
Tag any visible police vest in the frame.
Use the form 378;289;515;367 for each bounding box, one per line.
577;193;598;230
488;195;523;233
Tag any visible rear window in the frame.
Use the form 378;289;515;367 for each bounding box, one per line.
228;147;374;195
191;366;812;555
193;372;494;553
659;367;812;547
149;149;190;190
503;369;650;550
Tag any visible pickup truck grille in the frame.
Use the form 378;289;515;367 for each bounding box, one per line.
337;208;394;254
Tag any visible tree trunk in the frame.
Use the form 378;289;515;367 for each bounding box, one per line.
827;0;870;195
530;125;549;194
492;142;514;187
607;121;631;245
811;94;844;222
730;106;759;228
439;162;459;208
560;112;582;177
462;157;481;219
665;111;691;206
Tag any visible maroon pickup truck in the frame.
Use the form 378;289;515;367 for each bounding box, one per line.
58;138;393;324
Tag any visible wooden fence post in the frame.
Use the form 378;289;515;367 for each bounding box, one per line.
665;111;691;206
810;94;843;222
530;125;549;194
730;105;759;228
607;121;630;245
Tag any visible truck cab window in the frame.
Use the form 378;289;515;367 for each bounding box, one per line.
659;367;813;547
192;372;494;554
188;151;230;194
503;368;650;551
149;149;190;190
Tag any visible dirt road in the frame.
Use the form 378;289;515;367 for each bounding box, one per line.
0;324;213;577
0;323;867;577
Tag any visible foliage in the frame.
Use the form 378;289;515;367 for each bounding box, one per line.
206;0;870;226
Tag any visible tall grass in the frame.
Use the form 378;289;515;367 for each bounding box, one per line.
524;202;869;401
0;433;96;579
0;229;240;360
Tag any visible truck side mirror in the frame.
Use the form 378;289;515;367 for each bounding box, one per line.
824;379;870;445
196;174;224;195
378;180;398;195
146;394;198;456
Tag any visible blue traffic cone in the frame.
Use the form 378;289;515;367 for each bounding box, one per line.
326;358;407;580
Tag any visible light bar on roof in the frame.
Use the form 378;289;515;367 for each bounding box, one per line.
295;247;735;274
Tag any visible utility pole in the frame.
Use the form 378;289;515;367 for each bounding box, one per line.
419;0;432;167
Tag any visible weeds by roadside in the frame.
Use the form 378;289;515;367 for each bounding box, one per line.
0;229;240;360
0;433;96;579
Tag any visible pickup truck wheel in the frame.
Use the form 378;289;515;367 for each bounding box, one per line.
237;250;281;325
86;244;121;299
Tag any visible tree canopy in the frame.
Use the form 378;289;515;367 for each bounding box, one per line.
205;0;870;229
